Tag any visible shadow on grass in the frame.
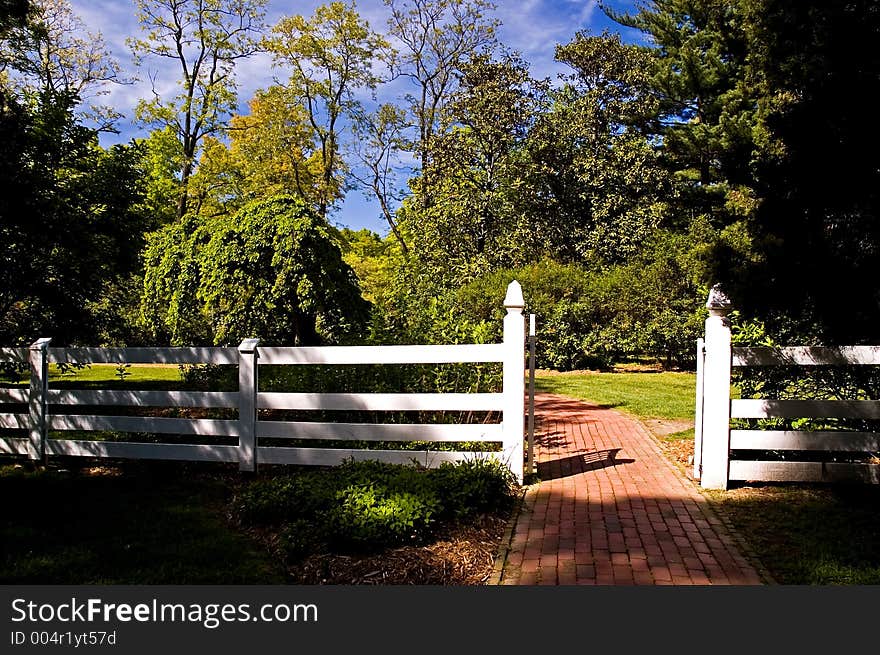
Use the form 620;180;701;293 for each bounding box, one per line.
0;461;286;584
715;483;880;584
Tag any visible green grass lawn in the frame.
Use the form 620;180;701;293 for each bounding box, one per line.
705;485;880;585
0;462;286;584
51;364;185;386
2;364;186;389
536;371;696;421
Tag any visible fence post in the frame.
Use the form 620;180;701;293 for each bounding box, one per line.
28;337;51;464
700;286;732;489
503;281;525;484
527;313;536;477
692;337;706;480
238;338;260;473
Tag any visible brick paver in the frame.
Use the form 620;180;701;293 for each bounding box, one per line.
499;393;763;585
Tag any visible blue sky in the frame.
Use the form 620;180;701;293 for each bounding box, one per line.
69;0;641;233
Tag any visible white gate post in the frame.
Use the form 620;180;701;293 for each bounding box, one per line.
693;337;705;480
238;338;260;472
28;337;51;463
700;286;732;489
502;281;525;484
527;313;537;477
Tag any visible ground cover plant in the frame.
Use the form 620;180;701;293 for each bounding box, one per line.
0;458;516;584
235;459;515;560
537;370;880;585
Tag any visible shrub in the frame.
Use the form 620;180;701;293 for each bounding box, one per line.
236;474;335;525
236;459;516;560
329;484;439;550
430;459;516;519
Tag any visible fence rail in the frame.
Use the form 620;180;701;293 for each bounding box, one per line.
0;281;527;482
694;286;880;488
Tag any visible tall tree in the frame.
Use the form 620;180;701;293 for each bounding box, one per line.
383;0;498;210
129;0;267;220
142;195;370;346
401;53;545;283
0;0;125;130
527;31;673;264
740;0;880;341
266;1;387;220
187;85;322;217
0;93;151;344
606;0;880;341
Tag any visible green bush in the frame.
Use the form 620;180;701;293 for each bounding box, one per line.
450;238;706;370
236;474;335;525
430;459;516;519
236;459;516;559
329;484;439;549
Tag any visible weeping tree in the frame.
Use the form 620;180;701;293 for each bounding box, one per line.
141;195;370;346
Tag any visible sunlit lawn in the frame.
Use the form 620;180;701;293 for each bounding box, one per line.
3;364;185;389
536;371;696;421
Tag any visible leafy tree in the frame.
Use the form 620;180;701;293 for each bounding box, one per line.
129;0;267;219
187;85;321;217
606;0;880;343
339;228;402;309
0;0;125;130
527;32;674;263
738;0;880;343
0;91;151;344
383;0;498;211
266;1;387;219
137;126;184;224
401;53;545;285
141;195;370;346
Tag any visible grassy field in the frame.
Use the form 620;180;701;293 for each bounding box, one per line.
0;462;286;584
1;363;186;389
536;369;880;585
536;371;696;420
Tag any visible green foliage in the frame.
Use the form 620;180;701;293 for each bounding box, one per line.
0;89;152;345
330;483;438;548
266;1;388;219
448;230;705;370
236;458;515;558
129;0;268;219
339;228;402;308
141;195;370;346
429;459;515;519
530;31;674;263
400;53;545;285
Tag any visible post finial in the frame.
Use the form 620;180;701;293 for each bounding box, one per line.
504;280;524;310
29;337;52;351
705;284;732;317
238;337;261;353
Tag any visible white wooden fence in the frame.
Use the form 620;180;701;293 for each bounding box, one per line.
694;285;880;488
0;282;527;482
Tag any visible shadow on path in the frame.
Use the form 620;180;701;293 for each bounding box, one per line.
538;448;635;482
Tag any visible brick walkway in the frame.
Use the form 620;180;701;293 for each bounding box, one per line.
499;393;764;585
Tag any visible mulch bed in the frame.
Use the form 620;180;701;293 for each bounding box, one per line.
660;438;695;473
261;514;509;585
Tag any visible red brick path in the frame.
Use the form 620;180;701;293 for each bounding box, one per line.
499;393;763;585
